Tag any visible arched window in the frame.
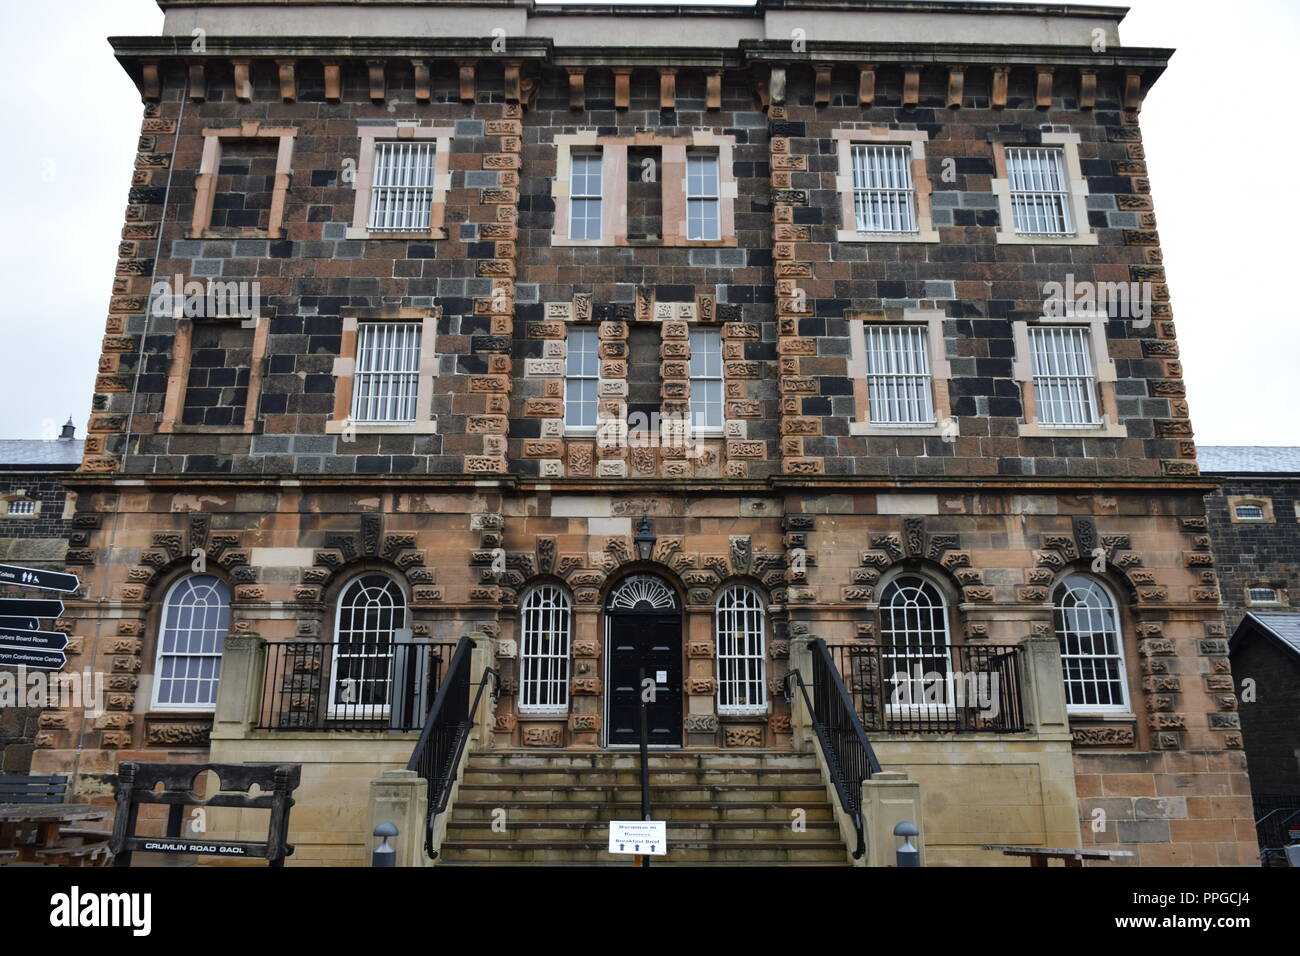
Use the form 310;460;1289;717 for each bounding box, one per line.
331;573;406;718
152;574;231;710
879;574;953;713
1053;574;1129;713
716;586;767;715
519;585;571;714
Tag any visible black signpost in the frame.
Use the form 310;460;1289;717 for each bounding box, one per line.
0;563;75;674
0;598;64;619
0;563;80;593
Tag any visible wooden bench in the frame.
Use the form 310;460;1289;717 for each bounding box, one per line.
0;774;112;866
982;844;1135;867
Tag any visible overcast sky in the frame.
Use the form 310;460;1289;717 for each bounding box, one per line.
1;0;1295;446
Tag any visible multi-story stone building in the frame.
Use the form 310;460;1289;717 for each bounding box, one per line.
34;0;1255;866
0;421;83;773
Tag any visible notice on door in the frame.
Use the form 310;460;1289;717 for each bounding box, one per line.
608;820;667;856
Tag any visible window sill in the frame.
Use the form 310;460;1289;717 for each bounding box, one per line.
193;228;282;240
345;228;447;241
324;420;437;435
1018;421;1127;439
159;422;259;435
1068;711;1135;721
850;421;943;437
836;229;940;244
995;230;1097;246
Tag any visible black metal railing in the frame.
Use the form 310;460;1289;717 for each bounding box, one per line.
256;641;458;732
827;642;1026;734
407;636;498;858
1252;793;1300;866
638;667;652;866
785;638;882;860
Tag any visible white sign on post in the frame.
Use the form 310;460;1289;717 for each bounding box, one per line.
608;820;667;856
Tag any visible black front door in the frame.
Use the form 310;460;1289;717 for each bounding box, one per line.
607;613;682;747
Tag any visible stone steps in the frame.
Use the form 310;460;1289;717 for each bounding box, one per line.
438;748;850;866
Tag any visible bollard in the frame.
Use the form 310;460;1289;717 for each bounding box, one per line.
373;822;398;867
894;821;919;867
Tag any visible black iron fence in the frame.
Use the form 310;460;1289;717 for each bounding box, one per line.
256;640;458;732
1252;793;1300;866
826;642;1026;734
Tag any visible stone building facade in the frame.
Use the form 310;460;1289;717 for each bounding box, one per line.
33;0;1255;865
0;424;83;773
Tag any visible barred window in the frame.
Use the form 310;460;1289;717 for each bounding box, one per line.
687;153;721;240
1234;504;1265;521
352;322;422;423
1006;147;1073;236
1053;574;1129;713
689;328;723;431
368;141;436;233
879;575;953;713
569;152;603;240
1028;326;1100;427
565;327;599;430
716;586;767;715
864;325;936;425
851;144;917;233
153;575;230;710
1248;587;1280;604
6;499;35;515
519;585;571;714
331;573;406;717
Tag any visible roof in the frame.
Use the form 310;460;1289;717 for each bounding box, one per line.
1230;612;1300;660
1197;446;1300;475
0;439;84;469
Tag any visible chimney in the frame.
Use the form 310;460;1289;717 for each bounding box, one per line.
59;417;75;441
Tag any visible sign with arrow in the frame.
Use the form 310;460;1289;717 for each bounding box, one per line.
0;563;79;594
0;646;66;671
0;598;64;619
607;820;667;856
0;616;39;632
0;627;69;652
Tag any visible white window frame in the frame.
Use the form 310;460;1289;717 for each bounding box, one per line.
1247;587;1280;605
347;124;453;240
1005;146;1073;236
686;152;721;241
367;141;437;233
993;132;1096;245
715;586;768;716
689;327;724;434
1027;325;1101;428
1053;574;1130;716
329;573;406;720
151;574;231;712
351;321;423;424
879;575;955;719
1234;504;1265;521
519;584;572;715
851;144;918;233
863;324;936;426
1012;315;1126;438
564;326;600;434
834;128;939;244
569;151;604;241
6;498;36;516
847;310;953;437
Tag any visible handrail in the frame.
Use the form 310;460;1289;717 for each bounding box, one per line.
406;636;499;859
638;668;652;866
785;638;882;860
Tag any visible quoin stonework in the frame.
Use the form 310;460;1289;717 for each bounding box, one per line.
28;0;1254;866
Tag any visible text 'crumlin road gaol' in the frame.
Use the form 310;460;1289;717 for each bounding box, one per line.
31;0;1254;866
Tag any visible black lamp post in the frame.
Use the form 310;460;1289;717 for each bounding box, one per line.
634;509;657;561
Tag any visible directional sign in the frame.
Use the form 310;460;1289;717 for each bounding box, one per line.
0;627;69;652
0;563;79;593
608;820;667;856
0;616;39;631
0;646;66;670
0;598;64;619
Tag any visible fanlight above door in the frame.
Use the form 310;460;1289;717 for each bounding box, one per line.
606;574;679;612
